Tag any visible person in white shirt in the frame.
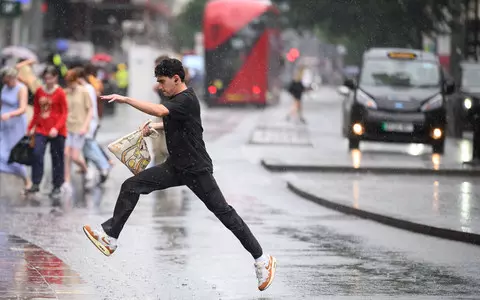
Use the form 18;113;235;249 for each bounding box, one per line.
75;67;111;184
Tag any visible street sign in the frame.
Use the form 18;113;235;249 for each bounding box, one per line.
0;0;21;18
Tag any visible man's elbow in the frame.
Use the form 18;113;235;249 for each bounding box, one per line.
156;105;169;117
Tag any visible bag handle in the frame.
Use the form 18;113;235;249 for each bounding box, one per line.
140;119;160;138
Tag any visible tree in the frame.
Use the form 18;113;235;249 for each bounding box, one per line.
274;0;459;63
172;0;208;51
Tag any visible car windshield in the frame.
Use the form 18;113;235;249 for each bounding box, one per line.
360;59;440;88
462;67;480;88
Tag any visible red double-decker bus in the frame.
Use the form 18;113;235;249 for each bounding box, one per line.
203;0;283;107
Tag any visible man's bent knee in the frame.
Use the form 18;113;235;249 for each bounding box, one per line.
121;177;138;193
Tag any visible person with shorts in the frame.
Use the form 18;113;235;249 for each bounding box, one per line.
64;69;92;183
75;67;111;184
83;58;276;291
286;67;307;123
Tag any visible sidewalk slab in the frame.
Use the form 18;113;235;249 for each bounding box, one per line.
0;232;96;299
262;155;480;177
287;174;480;245
0;173;24;199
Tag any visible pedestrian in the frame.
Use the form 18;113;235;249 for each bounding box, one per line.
84;64;104;118
83;58;276;291
26;66;68;199
75;67;111;184
0;67;31;192
64;69;91;184
286;66;307;123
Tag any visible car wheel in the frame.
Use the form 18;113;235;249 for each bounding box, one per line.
349;138;360;150
432;141;445;155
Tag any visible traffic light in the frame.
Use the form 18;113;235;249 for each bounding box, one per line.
286;47;300;62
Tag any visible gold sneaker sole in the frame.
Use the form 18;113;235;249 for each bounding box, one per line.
83;226;112;257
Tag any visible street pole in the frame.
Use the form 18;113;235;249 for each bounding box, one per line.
463;0;480;165
11;15;20;45
29;0;44;49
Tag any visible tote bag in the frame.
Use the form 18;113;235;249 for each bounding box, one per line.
107;120;159;175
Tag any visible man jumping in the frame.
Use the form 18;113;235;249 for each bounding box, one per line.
82;58;276;291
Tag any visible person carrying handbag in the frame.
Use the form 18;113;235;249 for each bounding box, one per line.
26;66;68;200
83;58;277;291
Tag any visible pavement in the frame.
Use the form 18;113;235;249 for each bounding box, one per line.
2;84;480;299
287;174;480;244
261;152;480;176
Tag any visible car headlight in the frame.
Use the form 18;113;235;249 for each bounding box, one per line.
464;97;472;110
421;94;443;112
356;89;377;109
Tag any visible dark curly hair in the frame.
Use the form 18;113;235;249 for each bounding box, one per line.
154;58;185;82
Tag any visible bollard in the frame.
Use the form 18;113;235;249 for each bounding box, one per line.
464;109;480;165
473;114;480;161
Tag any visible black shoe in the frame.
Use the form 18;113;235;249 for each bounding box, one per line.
99;169;110;184
50;187;61;199
26;184;40;194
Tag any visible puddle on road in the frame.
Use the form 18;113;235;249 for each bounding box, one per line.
275;225;479;296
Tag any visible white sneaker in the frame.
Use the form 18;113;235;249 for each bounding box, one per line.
83;225;117;256
255;254;277;291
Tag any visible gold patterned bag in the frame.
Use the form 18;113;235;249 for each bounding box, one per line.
107;120;158;175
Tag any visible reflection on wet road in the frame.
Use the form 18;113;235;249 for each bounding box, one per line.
0;232;94;299
1;91;480;299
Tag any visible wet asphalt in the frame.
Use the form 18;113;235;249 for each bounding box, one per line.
0;86;480;299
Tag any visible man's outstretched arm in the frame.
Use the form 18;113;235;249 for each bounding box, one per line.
100;94;169;118
125;97;170;117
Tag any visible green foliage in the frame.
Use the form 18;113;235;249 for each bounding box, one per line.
274;0;460;64
172;0;208;51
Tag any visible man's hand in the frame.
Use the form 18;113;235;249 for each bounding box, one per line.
140;123;153;137
48;128;58;138
100;94;128;103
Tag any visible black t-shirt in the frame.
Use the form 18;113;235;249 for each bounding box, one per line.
157;90;169;103
162;88;213;174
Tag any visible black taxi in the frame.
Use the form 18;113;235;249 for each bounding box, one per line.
339;48;455;154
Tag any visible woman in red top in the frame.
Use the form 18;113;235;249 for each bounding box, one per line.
26;66;68;199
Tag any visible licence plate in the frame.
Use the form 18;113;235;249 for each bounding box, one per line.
381;122;414;132
225;93;244;101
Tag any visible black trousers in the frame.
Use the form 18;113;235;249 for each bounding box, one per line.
102;160;263;259
31;134;65;188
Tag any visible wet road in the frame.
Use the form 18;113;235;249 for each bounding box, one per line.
1;87;480;299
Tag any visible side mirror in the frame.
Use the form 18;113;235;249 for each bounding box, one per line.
337;86;350;96
344;78;356;90
444;80;455;95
